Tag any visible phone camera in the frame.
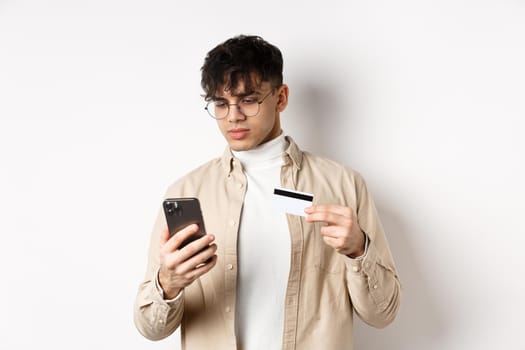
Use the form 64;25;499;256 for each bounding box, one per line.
165;202;175;215
165;201;180;216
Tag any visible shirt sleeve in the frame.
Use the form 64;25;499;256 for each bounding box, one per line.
133;207;185;341
343;172;401;328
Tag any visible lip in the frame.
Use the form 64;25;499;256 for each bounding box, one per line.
228;128;250;140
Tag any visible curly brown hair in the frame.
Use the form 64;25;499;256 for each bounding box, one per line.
201;35;283;101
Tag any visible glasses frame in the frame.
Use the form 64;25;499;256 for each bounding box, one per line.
204;89;275;120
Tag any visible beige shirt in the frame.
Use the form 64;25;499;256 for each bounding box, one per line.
134;136;401;350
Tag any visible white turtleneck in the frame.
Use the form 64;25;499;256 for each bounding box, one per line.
232;134;291;350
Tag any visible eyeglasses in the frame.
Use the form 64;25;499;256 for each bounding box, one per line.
204;89;274;120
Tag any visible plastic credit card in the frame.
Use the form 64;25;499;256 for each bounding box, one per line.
272;187;314;217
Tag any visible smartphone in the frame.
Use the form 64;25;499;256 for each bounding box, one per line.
163;197;206;248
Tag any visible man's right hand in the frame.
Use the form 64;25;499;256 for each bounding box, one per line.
158;224;218;299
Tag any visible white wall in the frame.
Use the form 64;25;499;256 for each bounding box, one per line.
1;1;524;349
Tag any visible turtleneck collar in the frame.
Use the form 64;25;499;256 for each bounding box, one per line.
231;133;288;170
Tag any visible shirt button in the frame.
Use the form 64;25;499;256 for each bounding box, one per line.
373;284;378;289
159;319;164;324
352;266;360;272
229;220;235;227
225;307;231;313
226;264;234;270
238;183;243;189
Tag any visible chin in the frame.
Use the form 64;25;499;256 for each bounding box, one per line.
228;139;257;152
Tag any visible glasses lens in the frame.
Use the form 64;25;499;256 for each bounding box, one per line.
205;93;269;119
239;99;260;117
206;102;228;119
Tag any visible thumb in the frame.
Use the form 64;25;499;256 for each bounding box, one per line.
160;226;170;245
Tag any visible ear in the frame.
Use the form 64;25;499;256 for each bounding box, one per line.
275;84;289;112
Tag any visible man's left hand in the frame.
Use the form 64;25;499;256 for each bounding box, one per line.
305;205;365;258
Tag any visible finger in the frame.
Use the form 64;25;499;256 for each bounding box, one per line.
167;244;217;277
176;234;216;263
306;211;351;227
162;234;215;271
178;244;218;272
305;204;353;217
164;224;200;252
319;225;346;239
322;235;343;250
183;254;218;281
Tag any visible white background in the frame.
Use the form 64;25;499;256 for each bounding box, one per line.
1;0;524;349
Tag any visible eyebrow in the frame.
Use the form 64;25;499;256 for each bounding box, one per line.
212;90;261;100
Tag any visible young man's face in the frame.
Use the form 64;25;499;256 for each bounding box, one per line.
211;80;288;152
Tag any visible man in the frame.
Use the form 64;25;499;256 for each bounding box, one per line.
134;35;400;350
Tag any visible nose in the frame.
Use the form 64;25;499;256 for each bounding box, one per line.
227;104;247;122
